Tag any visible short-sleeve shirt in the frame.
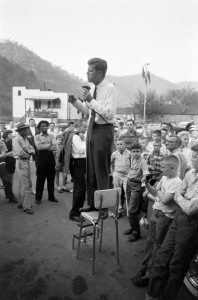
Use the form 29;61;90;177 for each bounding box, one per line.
153;175;182;218
128;156;149;181
147;142;168;156
111;149;131;176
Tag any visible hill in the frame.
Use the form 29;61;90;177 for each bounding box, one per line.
107;74;177;107
0;40;198;115
0;40;84;117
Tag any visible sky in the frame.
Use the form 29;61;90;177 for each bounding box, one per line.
0;0;198;82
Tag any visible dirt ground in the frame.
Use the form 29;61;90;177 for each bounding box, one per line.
0;167;194;300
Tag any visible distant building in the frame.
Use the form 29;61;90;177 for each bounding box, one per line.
12;86;84;123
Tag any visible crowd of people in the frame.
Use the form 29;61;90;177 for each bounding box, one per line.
1;57;198;300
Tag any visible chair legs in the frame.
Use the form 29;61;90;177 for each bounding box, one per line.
92;224;96;275
99;219;104;252
76;217;119;274
77;217;84;259
115;218;119;265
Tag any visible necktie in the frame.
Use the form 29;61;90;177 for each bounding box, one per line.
91;86;97;117
87;86;97;138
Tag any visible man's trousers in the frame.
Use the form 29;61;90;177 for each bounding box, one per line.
86;123;113;207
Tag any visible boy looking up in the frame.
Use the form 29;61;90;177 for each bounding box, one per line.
124;143;149;242
133;155;182;287
111;137;131;216
139;136;149;161
146;145;198;300
147;139;165;175
147;130;168;156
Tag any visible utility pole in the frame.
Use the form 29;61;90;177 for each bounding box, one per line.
142;63;150;123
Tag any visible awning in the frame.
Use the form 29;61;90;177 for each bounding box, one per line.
25;96;60;101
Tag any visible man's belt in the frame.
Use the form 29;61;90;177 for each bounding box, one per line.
19;157;29;161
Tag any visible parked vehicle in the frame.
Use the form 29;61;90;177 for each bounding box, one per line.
184;253;198;298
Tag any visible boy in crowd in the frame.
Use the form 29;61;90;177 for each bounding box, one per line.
111;137;131;216
146;144;198;300
161;127;168;145
147;130;168;156
139;136;149;161
133;155;182;287
147;139;165;175
124;143;149;242
55;134;67;193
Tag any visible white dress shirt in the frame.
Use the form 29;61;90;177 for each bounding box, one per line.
71;134;86;159
30;126;36;136
73;79;117;125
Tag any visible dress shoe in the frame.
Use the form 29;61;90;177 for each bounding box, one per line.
23;208;34;214
17;204;23;209
35;199;41;204
9;197;18;203
80;206;97;212
132;268;147;282
49;198;59;203
69;215;81;222
128;233;140;242
133;276;149;287
123;228;133;235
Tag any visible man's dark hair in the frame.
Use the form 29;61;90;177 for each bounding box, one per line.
131;143;141;150
2;130;12;139
168;135;182;147
88;58;107;76
69;121;75;126
117;136;124;142
29;118;35;123
152;130;161;137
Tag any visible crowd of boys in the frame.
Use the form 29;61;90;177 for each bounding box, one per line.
0;118;198;299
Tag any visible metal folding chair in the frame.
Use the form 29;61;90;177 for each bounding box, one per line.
75;187;121;274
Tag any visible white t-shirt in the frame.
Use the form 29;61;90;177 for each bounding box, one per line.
153;175;182;218
71;134;86;159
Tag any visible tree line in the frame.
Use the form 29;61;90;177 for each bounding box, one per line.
133;87;198;119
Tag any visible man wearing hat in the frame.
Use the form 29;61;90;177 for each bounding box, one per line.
34;120;58;204
13;122;35;214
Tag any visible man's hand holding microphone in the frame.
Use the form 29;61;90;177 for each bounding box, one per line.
68;85;92;103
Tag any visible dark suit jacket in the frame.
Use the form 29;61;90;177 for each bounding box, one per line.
26;126;40;148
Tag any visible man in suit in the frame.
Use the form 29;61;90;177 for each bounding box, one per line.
69;58;117;212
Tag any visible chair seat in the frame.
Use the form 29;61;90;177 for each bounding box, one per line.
81;211;99;222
